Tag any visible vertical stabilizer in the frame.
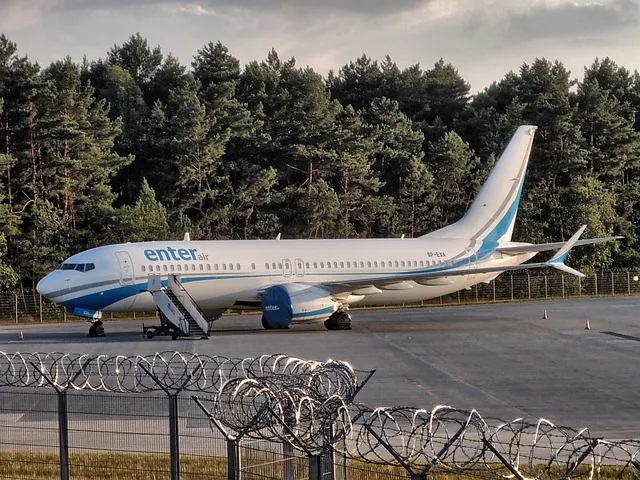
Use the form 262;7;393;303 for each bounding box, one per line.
424;125;537;254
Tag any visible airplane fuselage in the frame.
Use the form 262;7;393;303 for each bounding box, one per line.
36;236;535;318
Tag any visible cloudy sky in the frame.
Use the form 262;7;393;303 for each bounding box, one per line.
1;0;639;92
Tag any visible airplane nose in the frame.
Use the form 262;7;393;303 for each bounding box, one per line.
36;275;56;299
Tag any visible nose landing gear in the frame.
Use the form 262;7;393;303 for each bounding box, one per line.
324;311;352;330
88;320;105;337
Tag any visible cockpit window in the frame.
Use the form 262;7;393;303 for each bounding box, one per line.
59;263;95;272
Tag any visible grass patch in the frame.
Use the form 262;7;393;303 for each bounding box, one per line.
1;451;637;480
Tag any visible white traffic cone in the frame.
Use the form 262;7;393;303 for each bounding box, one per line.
18;331;23;340
585;319;591;330
543;310;548;320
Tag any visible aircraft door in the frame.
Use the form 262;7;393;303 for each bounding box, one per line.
294;258;305;277
115;251;135;285
282;259;292;277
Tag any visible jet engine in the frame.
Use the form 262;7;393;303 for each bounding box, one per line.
261;283;338;328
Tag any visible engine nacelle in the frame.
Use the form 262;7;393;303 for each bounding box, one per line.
261;284;338;328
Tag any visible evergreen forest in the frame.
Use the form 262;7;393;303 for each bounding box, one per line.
1;33;639;289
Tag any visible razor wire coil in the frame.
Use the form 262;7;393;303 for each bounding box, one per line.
2;350;640;480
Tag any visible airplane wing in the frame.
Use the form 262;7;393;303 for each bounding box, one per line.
496;236;622;255
321;225;591;295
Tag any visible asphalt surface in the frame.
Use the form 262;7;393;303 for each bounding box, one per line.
1;297;640;440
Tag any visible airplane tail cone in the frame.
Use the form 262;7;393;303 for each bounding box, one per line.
543;310;548;320
18;330;23;340
585;319;591;330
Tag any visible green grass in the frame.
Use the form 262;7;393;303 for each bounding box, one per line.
1;451;637;480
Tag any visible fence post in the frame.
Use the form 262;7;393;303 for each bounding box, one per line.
39;294;43;323
612;271;615;295
544;274;548;299
595;272;598;296
139;365;197;480
578;276;582;296
492;280;496;302
308;454;322;480
562;275;565;298
527;274;531;300
475;284;478;303
227;439;240;480
14;293;18;324
629;270;631;295
283;442;294;480
28;359;91;480
510;274;514;301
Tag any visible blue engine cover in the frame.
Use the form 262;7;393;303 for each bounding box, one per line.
262;285;294;328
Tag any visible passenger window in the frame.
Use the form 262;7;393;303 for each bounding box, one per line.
141;266;146;272
236;263;240;270
184;264;188;271
265;263;270;269
320;262;324;268
207;264;211;271
192;264;196;271
305;262;309;269
252;263;256;270
272;262;276;269
199;264;204;271
420;260;424;267
313;262;318;268
223;264;227;270
170;265;175;272
381;261;385;267
374;261;378;267
395;261;399;267
278;263;282;269
340;262;344;268
367;261;371;267
359;261;364;268
215;264;219;270
401;261;405;267
177;265;182;272
346;262;350;268
230;264;234;271
413;261;418;267
163;265;168;271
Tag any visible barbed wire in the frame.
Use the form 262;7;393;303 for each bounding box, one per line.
2;351;640;479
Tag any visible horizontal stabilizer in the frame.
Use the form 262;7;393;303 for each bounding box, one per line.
497;236;623;255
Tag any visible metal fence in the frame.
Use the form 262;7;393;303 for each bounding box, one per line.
3;269;640;324
2;352;640;480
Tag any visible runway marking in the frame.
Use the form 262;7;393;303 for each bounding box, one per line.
601;331;640;342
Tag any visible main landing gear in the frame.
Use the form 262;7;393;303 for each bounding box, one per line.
324;311;352;331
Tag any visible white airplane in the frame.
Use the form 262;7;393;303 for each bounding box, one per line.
36;125;619;333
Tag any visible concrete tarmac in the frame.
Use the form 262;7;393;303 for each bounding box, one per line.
1;297;640;439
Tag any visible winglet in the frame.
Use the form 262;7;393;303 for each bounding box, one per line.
546;225;587;277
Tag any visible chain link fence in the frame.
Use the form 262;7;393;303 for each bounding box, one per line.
2;269;640;323
2;351;640;480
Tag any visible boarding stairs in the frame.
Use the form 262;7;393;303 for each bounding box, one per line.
146;274;209;339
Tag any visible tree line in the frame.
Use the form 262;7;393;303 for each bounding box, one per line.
1;32;639;289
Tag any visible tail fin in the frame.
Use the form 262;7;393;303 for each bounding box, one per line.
424;125;537;253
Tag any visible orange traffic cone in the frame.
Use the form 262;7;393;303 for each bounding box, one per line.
585;319;591;330
18;331;23;340
543;310;548;320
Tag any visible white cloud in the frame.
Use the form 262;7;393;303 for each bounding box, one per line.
0;0;638;91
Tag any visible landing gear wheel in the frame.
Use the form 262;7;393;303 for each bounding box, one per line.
146;330;154;339
324;311;352;331
171;331;179;340
261;315;274;330
88;320;106;337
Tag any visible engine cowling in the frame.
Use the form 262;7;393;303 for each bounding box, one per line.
261;284;338;328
